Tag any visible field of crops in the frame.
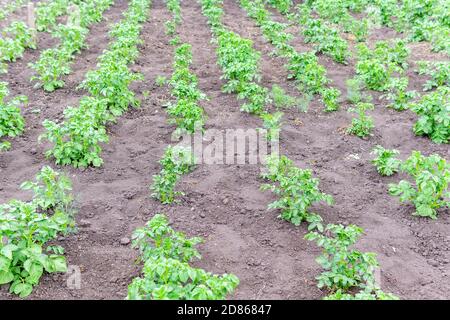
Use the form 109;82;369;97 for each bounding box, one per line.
0;0;449;300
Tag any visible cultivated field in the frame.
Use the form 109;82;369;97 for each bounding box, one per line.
0;0;449;300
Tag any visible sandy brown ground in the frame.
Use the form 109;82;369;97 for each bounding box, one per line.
0;0;449;299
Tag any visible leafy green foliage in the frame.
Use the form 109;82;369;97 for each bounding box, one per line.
410;86;449;143
0;82;26;139
167;44;206;135
0;21;36;71
150;146;196;204
286;51;329;94
320;87;341;112
0;166;75;298
30;49;71;92
270;85;298;109
261;154;333;229
30;0;114;91
35;0;70;32
267;0;293;14
216;30;270;114
381;77;417;111
42;0;151;167
0;140;11;151
40;97;111;168
127;214;239;300
347;102;375;138
324;287;399;300
305;224;379;291
371;145;401;176
416;61;449;91
302;17;350;64
389;151;450;219
260;111;283;142
355;40;409;91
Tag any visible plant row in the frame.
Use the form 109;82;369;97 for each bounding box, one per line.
0;21;36;73
367;0;449;56
240;0;342;113
137;1;240;300
127;214;239;299
0;0;26;22
261;153;398;299
200;0;289;143
150;41;208;204
0;166;76;298
40;0;151;168
30;0;114;92
372;146;450;219
0;82;27;151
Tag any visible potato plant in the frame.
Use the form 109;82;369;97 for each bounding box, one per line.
389;151;450;219
0;0;27;22
266;0;293;14
127;214;239;300
0;21;36;71
261;154;333;229
381;77;417;111
305;224;384;293
35;0;70;32
416;61;449;91
320;87;341;112
0;82;26;141
216;30;270;114
302;17;350;64
240;0;341;113
410;86;449;144
150;146;196;204
167;43;206;135
355;40;409;91
371;145;401;176
0;167;75;298
347;102;375;138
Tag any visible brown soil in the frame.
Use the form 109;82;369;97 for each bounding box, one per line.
1;0;449;300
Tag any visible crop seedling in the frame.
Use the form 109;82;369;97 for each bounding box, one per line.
0;140;11;151
286;51;329;94
267;0;293;14
302;18;350;64
345;78;364;104
30;49;71;92
324;287;399;300
261;154;333;229
40;97;111;168
416;61;449;91
305;224;379;292
0;166;75;298
409;86;449;144
355;40;409;92
389;151;450;219
155;75;167;87
382;77;417;111
0;82;26;139
270;85;298;109
347;102;375;138
166;44;206;135
320;87;341;112
150;146;196;204
127;214;239;300
260;111;283;142
371;145;401;176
